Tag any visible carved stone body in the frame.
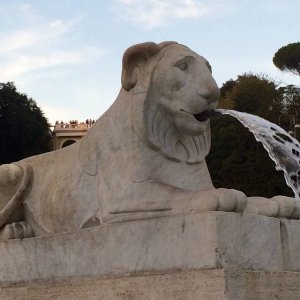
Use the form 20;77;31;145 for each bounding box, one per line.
0;42;297;239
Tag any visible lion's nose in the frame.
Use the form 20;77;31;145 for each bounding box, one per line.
199;81;220;105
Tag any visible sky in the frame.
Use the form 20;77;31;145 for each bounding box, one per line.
0;0;299;125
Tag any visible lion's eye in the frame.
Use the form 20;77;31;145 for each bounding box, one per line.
175;61;188;71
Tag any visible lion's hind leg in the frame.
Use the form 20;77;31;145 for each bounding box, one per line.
0;163;33;240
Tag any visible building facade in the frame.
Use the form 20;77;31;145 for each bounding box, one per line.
52;120;93;150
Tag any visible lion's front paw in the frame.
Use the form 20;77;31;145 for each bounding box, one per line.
170;188;247;215
272;196;300;218
0;222;33;240
215;188;247;213
244;196;300;219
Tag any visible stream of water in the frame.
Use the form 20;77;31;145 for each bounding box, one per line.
216;109;300;200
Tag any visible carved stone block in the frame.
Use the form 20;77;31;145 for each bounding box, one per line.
0;212;291;284
281;219;300;271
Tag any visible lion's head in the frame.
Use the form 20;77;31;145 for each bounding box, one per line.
122;42;220;164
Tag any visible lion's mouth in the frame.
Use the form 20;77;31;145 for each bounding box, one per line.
180;108;212;122
193;110;211;122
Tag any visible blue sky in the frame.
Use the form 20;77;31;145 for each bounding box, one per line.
0;0;299;125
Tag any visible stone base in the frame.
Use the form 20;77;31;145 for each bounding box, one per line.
1;269;300;300
1;212;300;298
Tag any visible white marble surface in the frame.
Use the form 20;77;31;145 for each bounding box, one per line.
0;42;248;239
0;212;295;283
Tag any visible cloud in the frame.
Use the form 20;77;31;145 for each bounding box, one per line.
116;0;227;28
0;47;105;79
0;4;103;82
0;18;79;54
18;3;39;23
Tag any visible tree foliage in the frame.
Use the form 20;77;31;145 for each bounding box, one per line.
282;85;300;113
0;82;52;164
275;85;300;131
207;74;293;197
273;42;300;76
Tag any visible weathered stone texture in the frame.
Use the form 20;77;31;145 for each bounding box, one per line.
1;269;300;300
281;219;300;271
0;212;298;285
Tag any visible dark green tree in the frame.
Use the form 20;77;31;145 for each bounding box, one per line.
273;42;300;76
275;85;300;132
225;74;285;121
207;74;293;197
283;85;300;113
0;82;52;164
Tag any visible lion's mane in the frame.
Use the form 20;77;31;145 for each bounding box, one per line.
123;42;212;165
144;95;211;164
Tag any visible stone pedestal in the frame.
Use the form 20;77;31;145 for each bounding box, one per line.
1;269;300;300
1;212;300;299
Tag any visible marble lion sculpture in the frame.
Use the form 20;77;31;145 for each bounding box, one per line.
0;42;298;240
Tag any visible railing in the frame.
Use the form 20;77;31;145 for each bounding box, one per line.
54;122;93;131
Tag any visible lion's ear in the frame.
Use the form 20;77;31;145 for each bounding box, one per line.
121;41;178;91
121;42;162;91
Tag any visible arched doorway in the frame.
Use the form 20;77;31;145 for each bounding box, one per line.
61;139;76;148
